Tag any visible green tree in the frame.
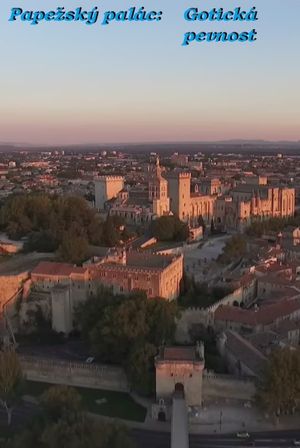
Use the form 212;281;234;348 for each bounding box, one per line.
74;287;119;342
9;410;135;448
89;293;149;362
146;297;178;346
126;342;157;395
218;235;247;264
178;274;232;309
0;350;23;425
76;290;178;392
40;385;82;421
256;348;300;416
57;232;89;265
151;215;188;242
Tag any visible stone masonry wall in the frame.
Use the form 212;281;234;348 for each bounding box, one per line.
202;371;255;402
20;356;129;392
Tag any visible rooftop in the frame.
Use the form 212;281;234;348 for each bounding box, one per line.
32;261;87;277
223;330;267;377
156;346;204;363
215;298;300;327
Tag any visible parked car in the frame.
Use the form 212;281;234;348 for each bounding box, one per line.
236;432;250;439
85;357;95;364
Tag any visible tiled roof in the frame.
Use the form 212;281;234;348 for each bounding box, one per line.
215;298;300;327
275;319;300;336
31;261;86;277
246;331;280;353
224;330;267;377
163;347;196;361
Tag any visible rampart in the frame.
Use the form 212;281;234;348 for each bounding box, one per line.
203;371;255;402
19;355;129;392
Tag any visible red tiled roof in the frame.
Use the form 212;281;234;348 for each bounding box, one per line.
215;298;300;327
255;262;292;275
31;261;86;277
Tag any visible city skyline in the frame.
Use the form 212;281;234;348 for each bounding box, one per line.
1;0;300;144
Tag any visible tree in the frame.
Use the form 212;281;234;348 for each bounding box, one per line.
0;350;23;425
40;385;82;421
76;290;178;392
178;274;232;309
9;397;135;448
150;215;189;242
218;235;247;264
40;417;135;448
89;292;149;362
256;348;300;416
0;194;136;261
126;342;157;395
24;230;57;253
146;297;178;346
57;232;89;264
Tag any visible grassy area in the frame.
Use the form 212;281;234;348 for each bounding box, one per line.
25;381;147;422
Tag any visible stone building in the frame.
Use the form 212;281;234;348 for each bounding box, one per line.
167;171;216;224
95;175;124;210
96;163;295;232
101;158;171;222
214;184;295;231
30;249;183;334
149;158;170;217
155;344;205;408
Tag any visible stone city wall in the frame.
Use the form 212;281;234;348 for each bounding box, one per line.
203;371;255;402
175;287;244;342
0;272;29;310
19;355;129;392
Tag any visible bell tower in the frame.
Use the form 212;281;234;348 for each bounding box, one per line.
149;157;170;217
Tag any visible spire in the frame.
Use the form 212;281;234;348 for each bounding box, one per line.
155;156;162;179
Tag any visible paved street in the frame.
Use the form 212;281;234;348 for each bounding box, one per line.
132;429;300;448
184;235;230;282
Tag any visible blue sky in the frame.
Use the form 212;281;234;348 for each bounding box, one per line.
0;0;299;144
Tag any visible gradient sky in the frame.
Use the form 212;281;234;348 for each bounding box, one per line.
0;0;299;144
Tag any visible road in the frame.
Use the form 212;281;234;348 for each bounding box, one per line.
132;429;300;448
2;402;299;448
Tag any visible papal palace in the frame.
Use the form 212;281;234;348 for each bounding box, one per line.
95;158;295;231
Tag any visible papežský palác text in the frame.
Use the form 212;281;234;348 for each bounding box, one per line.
8;5;259;47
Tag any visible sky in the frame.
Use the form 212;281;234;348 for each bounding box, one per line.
0;0;299;145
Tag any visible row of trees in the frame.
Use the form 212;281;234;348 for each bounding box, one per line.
256;347;300;416
178;274;233;309
8;385;135;448
246;214;300;238
0;194;134;264
75;288;178;395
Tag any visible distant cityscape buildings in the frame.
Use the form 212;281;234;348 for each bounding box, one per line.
95;157;295;231
0;148;299;443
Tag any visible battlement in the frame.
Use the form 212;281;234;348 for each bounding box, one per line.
167;171;191;179
95;175;124;182
178;172;191;179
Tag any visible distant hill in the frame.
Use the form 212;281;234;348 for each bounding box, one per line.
0;140;300;155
